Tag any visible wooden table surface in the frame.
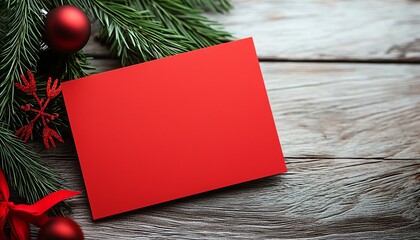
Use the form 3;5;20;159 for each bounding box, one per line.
36;0;420;239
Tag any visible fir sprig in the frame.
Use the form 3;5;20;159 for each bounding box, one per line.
0;0;46;126
66;0;193;66
0;124;69;213
128;0;232;50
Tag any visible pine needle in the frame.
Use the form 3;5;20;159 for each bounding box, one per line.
128;0;233;50
0;124;70;214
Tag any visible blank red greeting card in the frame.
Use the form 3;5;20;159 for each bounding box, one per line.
62;38;286;220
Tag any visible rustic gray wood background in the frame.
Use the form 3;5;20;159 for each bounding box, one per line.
35;0;420;239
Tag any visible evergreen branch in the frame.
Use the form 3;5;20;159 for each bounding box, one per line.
128;0;233;50
181;0;232;13
0;123;70;214
65;0;192;66
0;0;46;125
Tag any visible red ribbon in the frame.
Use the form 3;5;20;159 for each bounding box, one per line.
0;169;80;240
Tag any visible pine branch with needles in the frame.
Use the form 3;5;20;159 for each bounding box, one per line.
128;0;232;50
0;0;46;126
66;0;193;66
0;124;70;214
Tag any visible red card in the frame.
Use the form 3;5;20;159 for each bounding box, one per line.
62;38;286;220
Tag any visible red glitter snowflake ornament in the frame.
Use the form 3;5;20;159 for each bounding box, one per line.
15;70;64;150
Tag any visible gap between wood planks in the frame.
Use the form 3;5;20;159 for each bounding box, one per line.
258;58;420;64
286;156;420;161
87;54;420;64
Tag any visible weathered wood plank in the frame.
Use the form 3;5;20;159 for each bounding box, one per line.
264;62;420;159
85;59;420;159
83;0;420;61
32;146;420;239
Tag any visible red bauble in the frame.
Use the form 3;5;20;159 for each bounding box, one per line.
38;217;84;240
44;5;91;53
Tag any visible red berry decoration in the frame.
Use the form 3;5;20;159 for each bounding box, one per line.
44;5;91;53
38;217;84;240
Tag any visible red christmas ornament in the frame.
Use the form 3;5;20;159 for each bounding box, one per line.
44;5;91;53
38;217;84;240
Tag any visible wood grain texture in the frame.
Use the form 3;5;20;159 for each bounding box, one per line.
263;63;420;159
86;60;420;159
83;0;420;61
32;145;420;239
